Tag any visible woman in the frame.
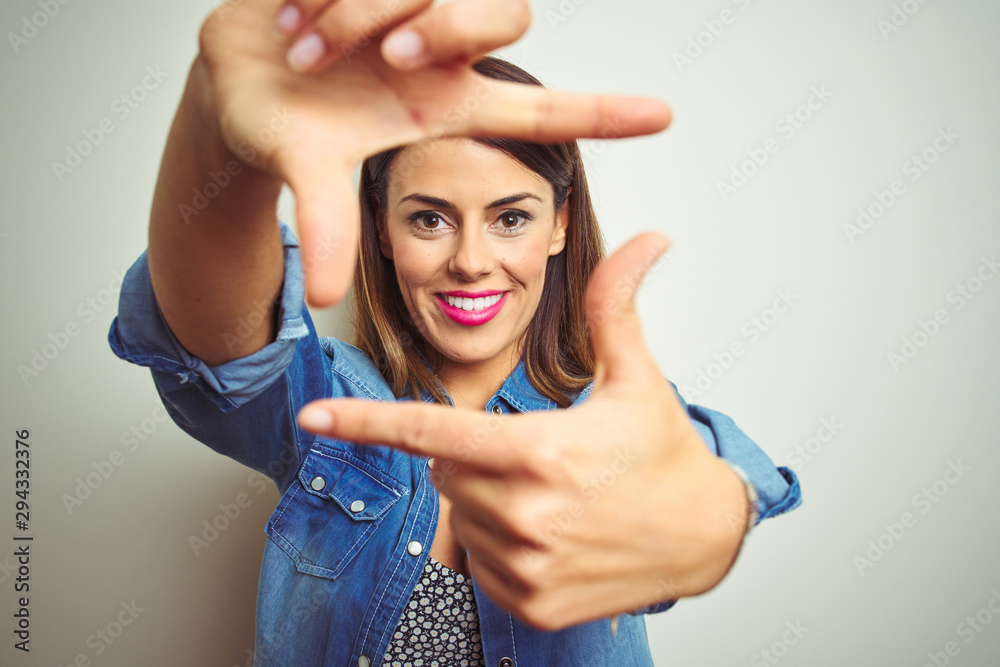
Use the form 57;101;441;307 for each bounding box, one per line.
109;0;801;664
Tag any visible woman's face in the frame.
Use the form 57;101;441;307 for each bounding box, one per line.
379;138;568;371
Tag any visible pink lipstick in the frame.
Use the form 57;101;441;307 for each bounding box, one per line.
436;290;509;326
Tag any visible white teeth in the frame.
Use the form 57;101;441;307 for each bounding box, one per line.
444;293;503;311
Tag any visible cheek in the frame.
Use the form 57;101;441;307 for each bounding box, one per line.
506;238;553;286
390;243;441;293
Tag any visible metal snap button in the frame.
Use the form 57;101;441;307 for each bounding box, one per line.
492;404;503;414
358;655;371;667
309;476;326;492
406;540;423;556
350;499;366;513
498;658;513;667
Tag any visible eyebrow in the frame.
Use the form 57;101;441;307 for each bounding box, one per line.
397;192;544;210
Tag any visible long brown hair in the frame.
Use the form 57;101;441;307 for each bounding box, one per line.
351;56;606;408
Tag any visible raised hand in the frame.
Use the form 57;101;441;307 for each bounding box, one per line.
197;0;672;307
296;233;750;630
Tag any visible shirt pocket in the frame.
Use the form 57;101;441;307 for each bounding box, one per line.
265;444;407;580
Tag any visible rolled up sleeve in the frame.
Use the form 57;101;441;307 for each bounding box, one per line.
671;383;802;525
108;222;310;411
107;221;329;491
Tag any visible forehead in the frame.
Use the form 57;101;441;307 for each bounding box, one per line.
387;137;552;204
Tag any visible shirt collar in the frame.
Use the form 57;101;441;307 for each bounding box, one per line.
417;357;595;413
497;358;559;413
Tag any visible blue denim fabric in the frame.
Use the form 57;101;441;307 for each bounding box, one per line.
108;221;801;666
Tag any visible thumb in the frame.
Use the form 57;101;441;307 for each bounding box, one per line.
585;231;670;386
284;160;360;308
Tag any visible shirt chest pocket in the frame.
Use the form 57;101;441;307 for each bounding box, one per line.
265;446;407;580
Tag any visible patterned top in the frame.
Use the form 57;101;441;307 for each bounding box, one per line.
382;556;486;666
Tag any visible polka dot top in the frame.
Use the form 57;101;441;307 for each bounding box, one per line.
382;555;486;666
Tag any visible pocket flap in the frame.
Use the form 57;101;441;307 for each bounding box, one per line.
296;448;403;521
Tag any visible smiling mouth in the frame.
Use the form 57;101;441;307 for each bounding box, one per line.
440;293;505;311
435;291;510;326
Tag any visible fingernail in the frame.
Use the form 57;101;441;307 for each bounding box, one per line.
274;3;302;36
383;29;425;68
299;406;333;431
288;32;325;72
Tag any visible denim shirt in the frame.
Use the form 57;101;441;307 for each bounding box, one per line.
108;221;801;667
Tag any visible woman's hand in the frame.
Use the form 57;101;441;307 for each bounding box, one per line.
195;0;672;307
296;233;751;631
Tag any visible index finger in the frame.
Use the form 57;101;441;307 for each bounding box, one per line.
460;79;672;143
297;398;527;471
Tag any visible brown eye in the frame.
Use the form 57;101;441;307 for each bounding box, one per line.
409;212;447;233
496;210;532;233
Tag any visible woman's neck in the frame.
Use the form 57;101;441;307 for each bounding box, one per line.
428;345;521;411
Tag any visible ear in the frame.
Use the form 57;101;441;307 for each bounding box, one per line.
372;196;393;260
549;187;571;256
377;220;394;260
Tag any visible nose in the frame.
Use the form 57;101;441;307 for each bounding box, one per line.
448;226;495;280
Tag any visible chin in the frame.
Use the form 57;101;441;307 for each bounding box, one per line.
429;333;512;366
437;342;503;365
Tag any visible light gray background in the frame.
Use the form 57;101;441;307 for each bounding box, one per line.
2;0;999;665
